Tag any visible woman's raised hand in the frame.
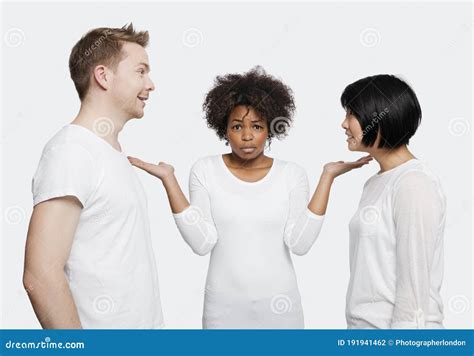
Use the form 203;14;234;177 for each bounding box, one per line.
127;156;175;181
323;155;373;179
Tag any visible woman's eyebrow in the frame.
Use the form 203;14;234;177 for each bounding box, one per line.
231;118;264;123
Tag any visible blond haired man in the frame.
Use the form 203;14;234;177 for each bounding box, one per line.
23;24;164;329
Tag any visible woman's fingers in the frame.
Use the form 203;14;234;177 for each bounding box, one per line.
127;156;144;168
127;156;174;180
346;156;372;169
127;156;155;173
356;155;373;162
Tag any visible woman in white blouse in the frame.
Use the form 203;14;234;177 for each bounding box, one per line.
340;74;446;329
128;67;371;329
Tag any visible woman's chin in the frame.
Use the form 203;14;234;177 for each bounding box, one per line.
346;139;362;152
232;149;262;161
347;144;363;153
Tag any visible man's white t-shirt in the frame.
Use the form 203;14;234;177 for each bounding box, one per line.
32;124;164;329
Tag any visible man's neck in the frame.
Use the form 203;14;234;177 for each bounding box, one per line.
71;101;127;152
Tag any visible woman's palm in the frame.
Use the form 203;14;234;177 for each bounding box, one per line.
127;156;175;180
324;155;373;178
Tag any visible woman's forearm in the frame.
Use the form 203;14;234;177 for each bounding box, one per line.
165;172;218;256
308;172;335;216
161;174;190;213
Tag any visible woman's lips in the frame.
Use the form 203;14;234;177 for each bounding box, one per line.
241;147;256;153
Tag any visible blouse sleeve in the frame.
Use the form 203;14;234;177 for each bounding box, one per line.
283;164;325;255
390;170;444;328
173;160;219;256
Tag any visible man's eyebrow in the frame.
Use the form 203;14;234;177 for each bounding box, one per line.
137;62;150;71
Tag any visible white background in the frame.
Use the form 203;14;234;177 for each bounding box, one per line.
1;1;472;329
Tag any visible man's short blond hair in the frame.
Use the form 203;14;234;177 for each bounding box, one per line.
69;23;149;100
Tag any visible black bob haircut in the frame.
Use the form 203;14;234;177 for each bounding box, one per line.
202;66;296;144
340;74;422;149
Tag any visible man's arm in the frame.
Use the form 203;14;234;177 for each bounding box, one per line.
23;196;83;329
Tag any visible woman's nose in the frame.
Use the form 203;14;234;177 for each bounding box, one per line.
242;129;253;141
341;118;348;130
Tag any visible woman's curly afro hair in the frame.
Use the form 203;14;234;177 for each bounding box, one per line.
202;66;296;144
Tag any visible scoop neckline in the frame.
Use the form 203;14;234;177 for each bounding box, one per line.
219;154;277;185
375;158;418;177
67;123;125;155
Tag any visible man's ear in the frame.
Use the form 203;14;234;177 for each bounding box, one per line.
92;65;110;91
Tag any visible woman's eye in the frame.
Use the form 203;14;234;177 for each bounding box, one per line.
138;69;145;75
254;125;263;130
232;125;241;130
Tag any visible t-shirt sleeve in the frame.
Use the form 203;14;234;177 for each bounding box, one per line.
32;143;97;208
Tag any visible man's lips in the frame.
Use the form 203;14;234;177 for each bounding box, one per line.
137;96;148;107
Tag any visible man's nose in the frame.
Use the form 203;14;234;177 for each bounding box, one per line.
147;78;155;92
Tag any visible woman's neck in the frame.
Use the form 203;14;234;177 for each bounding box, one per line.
371;145;416;174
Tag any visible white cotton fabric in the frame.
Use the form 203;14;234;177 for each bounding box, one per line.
32;124;164;329
346;158;446;329
173;155;324;329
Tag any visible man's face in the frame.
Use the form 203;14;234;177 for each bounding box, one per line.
109;42;155;119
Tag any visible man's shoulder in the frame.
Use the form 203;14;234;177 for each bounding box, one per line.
42;124;99;157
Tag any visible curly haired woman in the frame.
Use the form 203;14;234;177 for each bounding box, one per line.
128;67;372;329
